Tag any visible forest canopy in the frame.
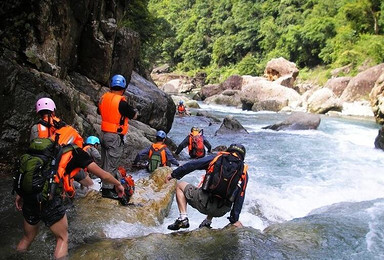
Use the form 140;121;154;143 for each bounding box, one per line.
133;0;384;83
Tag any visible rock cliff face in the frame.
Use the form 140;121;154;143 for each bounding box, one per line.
0;0;175;168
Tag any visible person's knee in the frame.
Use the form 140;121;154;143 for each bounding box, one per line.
176;181;188;191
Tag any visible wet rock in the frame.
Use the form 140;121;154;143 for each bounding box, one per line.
72;167;176;227
262;112;321;131
215;116;249;136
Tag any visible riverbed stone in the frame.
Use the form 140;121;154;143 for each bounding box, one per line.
72;166;176;227
262;112;321;131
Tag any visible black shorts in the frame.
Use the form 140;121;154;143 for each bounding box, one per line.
22;195;67;227
184;184;231;217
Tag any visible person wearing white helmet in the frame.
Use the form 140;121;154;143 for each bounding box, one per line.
98;74;138;199
30;97;66;140
133;130;179;172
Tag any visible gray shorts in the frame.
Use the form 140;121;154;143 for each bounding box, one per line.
184;184;231;217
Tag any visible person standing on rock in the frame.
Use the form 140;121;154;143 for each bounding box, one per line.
98;74;138;199
15;125;125;260
83;136;102;167
166;144;248;230
177;100;189;116
175;126;212;159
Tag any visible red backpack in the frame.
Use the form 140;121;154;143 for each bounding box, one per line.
188;130;205;158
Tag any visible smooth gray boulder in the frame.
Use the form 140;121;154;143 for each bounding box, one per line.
262;112;321;131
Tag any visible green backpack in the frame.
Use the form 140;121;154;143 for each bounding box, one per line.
13;138;59;200
148;145;166;173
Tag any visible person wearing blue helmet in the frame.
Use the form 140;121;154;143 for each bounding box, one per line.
83;136;102;167
98;74;138;199
177;100;189;116
133;130;179;173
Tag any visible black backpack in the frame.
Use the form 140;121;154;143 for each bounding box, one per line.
202;152;244;203
13;137;63;201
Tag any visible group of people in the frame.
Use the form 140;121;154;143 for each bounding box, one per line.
15;74;137;259
14;73;249;259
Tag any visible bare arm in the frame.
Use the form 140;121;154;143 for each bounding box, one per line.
87;162;124;197
78;175;94;187
15;194;22;211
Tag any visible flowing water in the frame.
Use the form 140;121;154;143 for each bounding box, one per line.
2;103;384;259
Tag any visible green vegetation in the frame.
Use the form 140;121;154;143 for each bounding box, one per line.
126;0;384;84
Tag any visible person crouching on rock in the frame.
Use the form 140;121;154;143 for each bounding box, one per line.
165;144;248;230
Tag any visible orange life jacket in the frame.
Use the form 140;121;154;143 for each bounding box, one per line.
37;115;62;138
178;104;186;113
83;145;91;152
54;149;81;198
50;125;84;148
148;142;167;166
99;92;129;135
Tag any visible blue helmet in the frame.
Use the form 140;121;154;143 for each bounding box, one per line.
86;136;100;145
156;130;167;139
179;100;184;105
110;74;127;89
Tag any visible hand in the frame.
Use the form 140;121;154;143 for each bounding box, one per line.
15;194;22;211
232;221;243;228
115;184;125;198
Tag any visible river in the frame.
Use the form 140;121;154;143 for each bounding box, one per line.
1;103;384;259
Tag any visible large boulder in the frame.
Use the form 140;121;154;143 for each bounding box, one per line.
340;63;384;102
325;77;352;97
264;57;299;81
0;0;157;168
374;126;384;150
240;79;301;112
200;75;243;100
204;90;242;108
369;72;384;124
306;88;342;114
215;116;249;136
262;112;321;131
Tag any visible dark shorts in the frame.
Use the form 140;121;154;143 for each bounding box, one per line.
184;184;231;217
22;195;67;227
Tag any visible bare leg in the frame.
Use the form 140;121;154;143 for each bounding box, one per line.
175;181;189;215
49;214;69;259
17;220;39;252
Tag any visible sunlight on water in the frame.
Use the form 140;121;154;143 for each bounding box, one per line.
366;201;384;256
166;104;384;233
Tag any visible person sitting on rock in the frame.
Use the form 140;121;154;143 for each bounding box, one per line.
175;127;212;159
133;130;179;172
